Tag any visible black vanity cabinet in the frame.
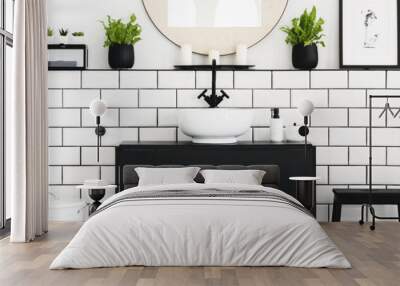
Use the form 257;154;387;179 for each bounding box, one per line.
115;141;316;201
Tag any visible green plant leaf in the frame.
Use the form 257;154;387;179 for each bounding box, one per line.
279;5;325;47
101;14;142;47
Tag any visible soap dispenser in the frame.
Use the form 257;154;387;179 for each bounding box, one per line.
270;108;284;142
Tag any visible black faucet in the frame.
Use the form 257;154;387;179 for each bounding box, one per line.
197;60;229;108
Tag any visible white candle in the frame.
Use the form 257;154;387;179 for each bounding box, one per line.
180;44;192;65
208;49;220;64
235;44;248;65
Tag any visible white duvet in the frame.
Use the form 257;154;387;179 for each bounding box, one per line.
50;183;351;269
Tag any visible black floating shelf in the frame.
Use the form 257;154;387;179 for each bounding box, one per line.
48;44;87;49
48;44;88;71
174;64;255;71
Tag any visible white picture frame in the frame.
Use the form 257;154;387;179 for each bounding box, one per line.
340;0;399;68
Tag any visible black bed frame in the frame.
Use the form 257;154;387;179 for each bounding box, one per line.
115;141;316;198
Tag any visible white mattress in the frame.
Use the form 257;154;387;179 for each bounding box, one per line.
50;183;351;269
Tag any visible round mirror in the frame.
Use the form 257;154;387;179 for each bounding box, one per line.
143;0;288;55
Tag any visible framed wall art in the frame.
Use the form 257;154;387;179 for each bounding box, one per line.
340;0;400;68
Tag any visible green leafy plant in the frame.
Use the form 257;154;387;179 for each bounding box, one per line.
48;27;54;37
100;14;141;47
59;28;69;36
72;32;85;37
280;6;325;47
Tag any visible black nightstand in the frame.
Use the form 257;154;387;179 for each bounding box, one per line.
289;177;319;217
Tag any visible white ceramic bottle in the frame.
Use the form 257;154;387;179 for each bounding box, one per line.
270;108;284;142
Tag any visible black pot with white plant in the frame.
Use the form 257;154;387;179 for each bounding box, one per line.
58;28;69;45
280;6;325;70
101;14;141;69
71;32;85;45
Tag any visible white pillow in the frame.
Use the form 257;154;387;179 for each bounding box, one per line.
200;169;266;185
135;167;201;186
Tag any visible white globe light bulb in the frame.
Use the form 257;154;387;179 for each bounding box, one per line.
298;100;314;116
90;100;107;117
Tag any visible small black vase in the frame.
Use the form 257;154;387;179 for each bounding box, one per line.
292;44;318;70
108;44;134;69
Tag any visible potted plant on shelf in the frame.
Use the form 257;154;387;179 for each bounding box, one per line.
58;28;69;44
71;31;85;44
101;14;141;69
48;27;55;44
280;6;325;70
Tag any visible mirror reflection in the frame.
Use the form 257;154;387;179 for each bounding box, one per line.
167;0;263;28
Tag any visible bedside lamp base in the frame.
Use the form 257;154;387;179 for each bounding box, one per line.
88;189;105;215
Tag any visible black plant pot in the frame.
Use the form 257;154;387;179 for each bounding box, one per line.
292;44;318;70
108;44;134;69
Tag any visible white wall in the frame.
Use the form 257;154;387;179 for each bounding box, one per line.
47;0;339;69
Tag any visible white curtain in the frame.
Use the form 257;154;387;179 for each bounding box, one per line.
9;0;48;242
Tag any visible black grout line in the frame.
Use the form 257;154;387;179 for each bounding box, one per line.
270;71;273;89
385;70;388;89
118;70;121;89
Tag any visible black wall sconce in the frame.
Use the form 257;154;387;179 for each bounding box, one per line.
297;99;314;170
89;99;107;162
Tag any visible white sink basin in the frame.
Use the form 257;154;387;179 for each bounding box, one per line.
178;109;254;144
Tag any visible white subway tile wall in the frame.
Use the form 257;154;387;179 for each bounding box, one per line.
291;89;328;108
48;71;81;88
218;89;252;108
101;90;138;108
120;71;157;88
81;147;115;165
48;109;81;127
82;109;119;127
273;71;309;88
48;70;400;222
310;71;348;88
253;90;290;108
139;90;176;107
82;71;119;88
63;89;100;107
348;71;386;88
158;71;195;88
196;71;233;89
120;109;157;127
177;90;209;108
48;89;63;107
234;71;271;89
329;90;366;108
386;71;400;89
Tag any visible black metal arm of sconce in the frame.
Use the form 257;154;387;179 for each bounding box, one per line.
95;116;106;162
298;116;310;167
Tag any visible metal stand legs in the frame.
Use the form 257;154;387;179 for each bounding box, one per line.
369;205;376;231
359;204;365;225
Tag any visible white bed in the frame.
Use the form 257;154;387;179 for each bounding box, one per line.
50;183;351;269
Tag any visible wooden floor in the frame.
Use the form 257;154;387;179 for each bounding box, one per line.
0;222;399;286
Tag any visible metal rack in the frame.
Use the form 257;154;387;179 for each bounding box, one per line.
368;95;400;230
